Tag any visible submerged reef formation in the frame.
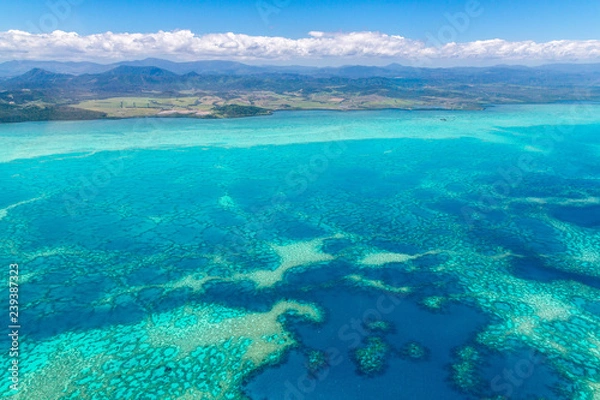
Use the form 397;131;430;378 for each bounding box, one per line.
344;274;412;295
233;236;341;288
305;350;329;377
4;301;322;399
359;250;442;268
446;249;600;398
420;296;448;312
352;337;390;376
364;320;393;333
399;341;429;361
450;346;483;393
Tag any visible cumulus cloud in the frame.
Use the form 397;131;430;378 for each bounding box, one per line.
1;29;600;64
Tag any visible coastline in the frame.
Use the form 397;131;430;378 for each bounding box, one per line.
0;103;486;124
3;99;600;125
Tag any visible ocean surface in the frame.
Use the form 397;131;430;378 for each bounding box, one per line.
1;104;599;399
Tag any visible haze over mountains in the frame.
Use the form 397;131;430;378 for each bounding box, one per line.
0;59;307;78
2;58;600;80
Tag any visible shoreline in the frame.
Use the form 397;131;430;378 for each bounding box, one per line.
0;104;486;125
2;100;600;125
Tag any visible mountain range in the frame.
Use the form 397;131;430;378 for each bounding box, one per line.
2;58;600;80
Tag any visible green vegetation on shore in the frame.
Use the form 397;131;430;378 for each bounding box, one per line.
0;103;106;123
211;104;272;118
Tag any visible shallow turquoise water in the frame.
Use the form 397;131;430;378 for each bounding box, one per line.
1;104;600;399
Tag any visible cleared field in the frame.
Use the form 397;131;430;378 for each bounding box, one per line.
73;96;213;118
72;92;438;118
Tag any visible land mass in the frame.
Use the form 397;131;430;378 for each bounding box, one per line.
1;60;600;122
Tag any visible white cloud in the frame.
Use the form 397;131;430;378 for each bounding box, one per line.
1;29;600;64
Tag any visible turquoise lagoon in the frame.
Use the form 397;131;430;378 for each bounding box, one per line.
1;104;600;399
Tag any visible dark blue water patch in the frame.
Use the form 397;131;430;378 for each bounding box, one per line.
484;209;511;226
245;287;489;400
125;265;173;286
413;252;449;269
22;291;148;340
44;283;80;303
353;266;414;286
511;255;600;290
381;172;423;190
53;285;202;336
205;208;247;228
326;204;437;245
513;216;566;254
468;218;565;259
17;282;50;305
108;234;159;258
428;199;468;218
201;281;276;313
70;272;119;295
136;287;167;310
172;256;209;271
351;267;461;298
583;299;600;316
509;201;543;214
352;271;466;314
200;226;229;245
34;268;77;285
283;260;354;288
103;236;143;252
468;223;528;255
206;265;235;278
429;198;513;227
479;347;563;399
28;214;73;245
511;256;563;283
269;216;327;241
550;204;600;228
151;223;204;246
23;206;146;253
319;172;421;201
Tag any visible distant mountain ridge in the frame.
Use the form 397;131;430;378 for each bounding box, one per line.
2;58;600;79
4;63;600;95
0;59;317;78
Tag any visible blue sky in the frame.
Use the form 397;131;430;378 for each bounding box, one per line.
1;0;598;41
0;0;599;65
